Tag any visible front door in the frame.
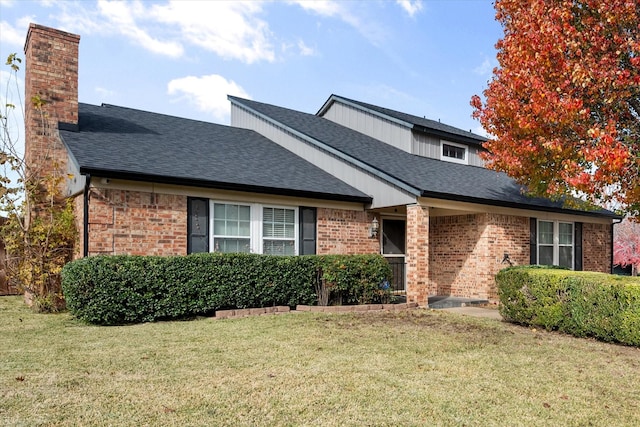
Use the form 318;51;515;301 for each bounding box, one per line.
382;219;406;293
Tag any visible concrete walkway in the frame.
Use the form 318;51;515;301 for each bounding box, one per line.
440;306;502;320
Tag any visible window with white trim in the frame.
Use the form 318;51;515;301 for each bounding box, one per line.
262;207;296;255
212;203;251;253
441;141;468;164
537;220;574;269
211;201;298;255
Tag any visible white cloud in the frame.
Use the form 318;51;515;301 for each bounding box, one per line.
95;86;116;99
97;0;184;58
0;20;26;47
291;0;343;16
297;40;316;56
167;74;250;123
473;57;493;75
396;0;423;17
149;1;275;63
291;0;388;47
46;0;275;63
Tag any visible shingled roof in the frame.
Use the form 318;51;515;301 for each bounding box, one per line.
59;103;371;203
230;96;618;219
317;94;487;147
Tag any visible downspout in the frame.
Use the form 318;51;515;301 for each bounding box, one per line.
83;174;91;258
611;217;623;274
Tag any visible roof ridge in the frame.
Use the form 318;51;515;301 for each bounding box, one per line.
82;102;235;128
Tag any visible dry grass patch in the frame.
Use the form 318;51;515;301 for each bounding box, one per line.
1;296;639;426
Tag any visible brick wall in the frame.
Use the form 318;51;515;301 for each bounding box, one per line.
406;204;430;305
24;24;79;184
429;213;529;301
87;188;187;256
583;222;612;273
316;208;379;254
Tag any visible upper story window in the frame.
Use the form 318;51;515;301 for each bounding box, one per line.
441;141;468;165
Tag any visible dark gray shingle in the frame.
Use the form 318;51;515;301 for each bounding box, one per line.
231;96;617;218
59;103;371;203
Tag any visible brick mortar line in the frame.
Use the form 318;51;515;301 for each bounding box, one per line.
214;303;420;320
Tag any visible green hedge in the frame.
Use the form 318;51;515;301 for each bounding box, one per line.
61;253;392;325
497;266;640;346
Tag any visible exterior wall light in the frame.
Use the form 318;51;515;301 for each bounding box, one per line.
369;217;379;238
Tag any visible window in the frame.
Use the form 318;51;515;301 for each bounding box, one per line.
262;207;296;255
441;141;468;164
537;220;574;269
210;201;298;255
213;203;251;253
188;199;315;256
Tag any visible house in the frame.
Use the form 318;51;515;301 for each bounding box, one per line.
23;24;619;305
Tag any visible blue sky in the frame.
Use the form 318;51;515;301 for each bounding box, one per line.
0;0;501;135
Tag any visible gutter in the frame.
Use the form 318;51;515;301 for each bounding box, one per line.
83;173;91;257
419;189;622;220
79;167;373;205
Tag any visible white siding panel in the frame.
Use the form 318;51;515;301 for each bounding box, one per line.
322;103;412;153
231;104;415;208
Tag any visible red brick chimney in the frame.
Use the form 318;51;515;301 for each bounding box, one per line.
23;23;80;181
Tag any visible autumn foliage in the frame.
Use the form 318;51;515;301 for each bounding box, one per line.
614;218;640;276
472;0;640;217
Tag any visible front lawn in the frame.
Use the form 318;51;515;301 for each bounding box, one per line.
1;296;638;426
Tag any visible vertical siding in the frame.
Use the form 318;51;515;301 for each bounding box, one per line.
411;132;440;158
321;101;486;167
412;132;485;167
322;103;413;153
467;146;485;167
231;104;415;209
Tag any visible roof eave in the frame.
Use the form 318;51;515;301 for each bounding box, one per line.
413;125;487;147
420;190;621;220
80;167;373;204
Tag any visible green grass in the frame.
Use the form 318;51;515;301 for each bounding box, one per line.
1;296;639;426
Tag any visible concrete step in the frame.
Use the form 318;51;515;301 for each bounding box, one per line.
428;295;489;309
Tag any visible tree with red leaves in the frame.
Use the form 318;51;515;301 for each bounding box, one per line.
472;0;640;217
614;218;640;276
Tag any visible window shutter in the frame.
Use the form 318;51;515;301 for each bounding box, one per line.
299;207;316;255
530;218;537;265
574;222;583;271
187;197;209;254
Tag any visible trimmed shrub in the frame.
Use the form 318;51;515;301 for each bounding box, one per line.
497;266;640;346
62;253;392;325
318;255;394;305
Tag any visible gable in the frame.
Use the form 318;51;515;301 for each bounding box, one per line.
318;95;486;166
230;96;619;220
